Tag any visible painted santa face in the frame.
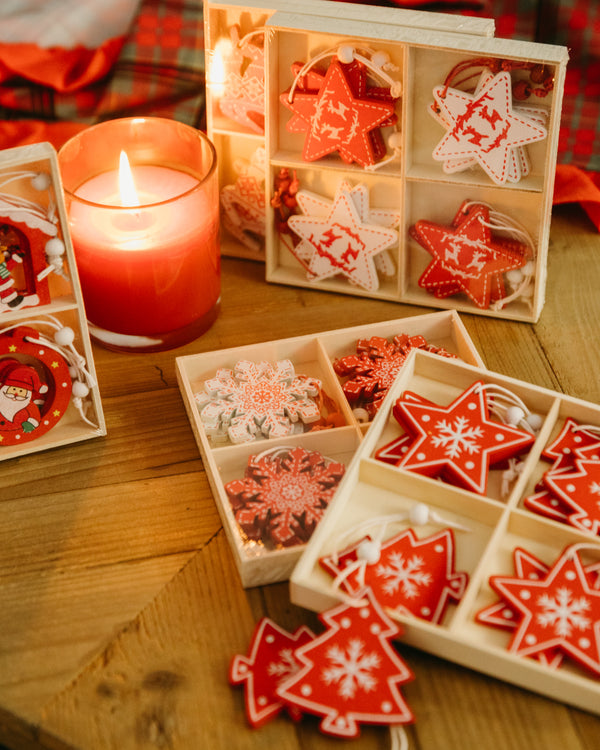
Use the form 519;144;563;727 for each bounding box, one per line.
0;384;30;421
5;385;28;400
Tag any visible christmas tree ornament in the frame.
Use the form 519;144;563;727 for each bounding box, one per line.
220;148;266;253
0;317;98;445
383;380;537;495
333;332;455;420
321;521;469;624
541;459;600;536
0;168;69;313
194;359;334;444
276;589;414;738
429;58;551;184
224;445;345;547
213;25;265;134
287;182;398;291
281;45;401;168
411;201;533;310
229;618;315;727
485;544;600;676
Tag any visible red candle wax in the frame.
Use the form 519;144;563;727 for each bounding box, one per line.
69;165;220;341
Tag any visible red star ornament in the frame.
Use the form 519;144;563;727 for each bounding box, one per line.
411;203;528;309
392;380;536;495
287;184;398;291
488;545;600;675
431;70;547;185
229;618;315;727
276;589;414;738
282;58;397;167
542;458;600;535
320;528;468;624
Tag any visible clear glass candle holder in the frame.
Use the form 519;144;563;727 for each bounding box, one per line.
58;117;220;353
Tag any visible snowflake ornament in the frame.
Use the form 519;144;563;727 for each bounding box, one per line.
487;545;600;676
276;589;414;738
224;445;345;547
287;182;398;291
320;527;468;624
230;618;315;727
194;359;323;444
333;333;456;419
381;381;536;495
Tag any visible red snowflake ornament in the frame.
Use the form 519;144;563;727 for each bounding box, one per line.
230;618;315;727
431;70;547;185
224;445;345;547
320;528;468;624
333;333;455;419
488;545;600;675
411;202;529;309
390;380;536;495
276;590;414;738
281;58;397;168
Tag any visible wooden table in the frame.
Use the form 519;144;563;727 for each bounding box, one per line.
1;203;599;750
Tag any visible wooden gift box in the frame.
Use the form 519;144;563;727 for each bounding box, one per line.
0;143;105;460
176;310;483;586
291;350;600;715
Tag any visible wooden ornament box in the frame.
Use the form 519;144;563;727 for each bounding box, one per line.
0;143;105;460
176;310;483;587
291;351;600;715
205;0;567;322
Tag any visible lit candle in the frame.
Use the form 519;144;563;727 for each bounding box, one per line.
59;118;220;352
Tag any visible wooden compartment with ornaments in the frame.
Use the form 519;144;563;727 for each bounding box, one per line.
0;142;105;460
204;0;495;261
291;351;600;715
176;310;483;587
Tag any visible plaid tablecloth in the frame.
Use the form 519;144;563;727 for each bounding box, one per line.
0;0;597;226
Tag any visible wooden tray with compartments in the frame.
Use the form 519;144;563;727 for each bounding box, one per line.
0;142;105;460
176;310;483;586
204;0;567;322
291;350;600;715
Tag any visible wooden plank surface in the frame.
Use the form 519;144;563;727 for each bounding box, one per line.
1;204;599;749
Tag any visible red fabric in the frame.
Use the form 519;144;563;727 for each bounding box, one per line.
554;165;600;231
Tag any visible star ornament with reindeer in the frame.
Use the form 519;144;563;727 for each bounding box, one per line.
392;380;536;495
288;184;398;291
431;70;547;185
488;545;600;675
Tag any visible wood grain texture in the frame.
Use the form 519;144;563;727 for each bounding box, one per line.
1;205;599;749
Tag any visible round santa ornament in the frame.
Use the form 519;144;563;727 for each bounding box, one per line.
0;326;72;445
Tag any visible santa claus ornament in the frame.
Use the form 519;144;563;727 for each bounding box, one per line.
281;44;402;169
0;318;98;446
0;168;69;313
429;58;552;185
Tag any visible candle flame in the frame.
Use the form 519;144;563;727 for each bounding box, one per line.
209;39;231;98
118;151;140;207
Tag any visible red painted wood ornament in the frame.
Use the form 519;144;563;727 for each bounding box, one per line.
0;325;71;445
486;545;600;676
224;445;345;548
276;589;414;738
229;618;315;727
220;147;266;253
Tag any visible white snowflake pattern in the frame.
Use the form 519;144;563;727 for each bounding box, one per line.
267;647;298;683
536;586;592;637
321;638;380;700
431;416;484;459
376;553;433;599
194;359;322;444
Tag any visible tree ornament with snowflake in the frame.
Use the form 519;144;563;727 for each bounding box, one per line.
276;589;414;738
224;445;345;547
194;359;327;444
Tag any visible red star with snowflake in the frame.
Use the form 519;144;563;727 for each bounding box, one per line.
431;70;547;185
489;546;600;675
229;617;315;727
281;59;397;167
276;589;414;738
320;528;468;624
411;203;528;309
392;380;536;495
224;445;345;547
